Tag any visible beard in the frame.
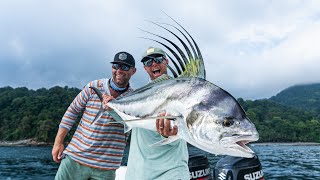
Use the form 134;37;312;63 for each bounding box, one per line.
113;74;129;87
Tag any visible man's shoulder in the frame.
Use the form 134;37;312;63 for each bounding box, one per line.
86;78;109;88
80;78;110;95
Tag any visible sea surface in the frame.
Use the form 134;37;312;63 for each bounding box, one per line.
0;144;319;180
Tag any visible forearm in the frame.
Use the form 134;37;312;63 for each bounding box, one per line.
54;128;69;146
52;128;69;163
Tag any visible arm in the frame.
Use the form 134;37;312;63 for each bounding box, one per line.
52;128;68;163
51;82;93;163
59;84;91;130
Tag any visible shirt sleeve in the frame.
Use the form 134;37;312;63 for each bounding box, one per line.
58;81;93;130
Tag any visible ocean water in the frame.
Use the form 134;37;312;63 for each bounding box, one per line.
0;146;57;179
0;144;319;180
192;144;320;180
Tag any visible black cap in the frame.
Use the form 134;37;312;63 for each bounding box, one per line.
111;51;135;67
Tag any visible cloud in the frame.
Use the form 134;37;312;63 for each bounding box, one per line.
0;0;319;100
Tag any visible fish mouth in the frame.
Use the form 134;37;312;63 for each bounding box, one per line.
221;133;259;155
235;139;254;153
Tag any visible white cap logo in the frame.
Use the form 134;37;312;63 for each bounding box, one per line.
146;48;155;54
119;53;127;60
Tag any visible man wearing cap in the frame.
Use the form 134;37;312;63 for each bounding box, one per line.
124;47;189;180
52;51;136;180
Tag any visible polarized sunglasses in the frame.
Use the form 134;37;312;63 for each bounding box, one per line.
143;56;165;67
112;63;131;71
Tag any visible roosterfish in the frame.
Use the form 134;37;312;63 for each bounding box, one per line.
90;15;259;158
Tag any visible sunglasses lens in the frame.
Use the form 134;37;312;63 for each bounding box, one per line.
112;64;119;70
143;57;164;67
121;64;130;71
143;59;153;67
154;57;164;63
112;64;130;71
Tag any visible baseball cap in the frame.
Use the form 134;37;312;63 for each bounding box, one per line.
111;51;135;67
141;47;166;62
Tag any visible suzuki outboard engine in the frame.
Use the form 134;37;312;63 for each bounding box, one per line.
213;155;264;180
189;155;212;180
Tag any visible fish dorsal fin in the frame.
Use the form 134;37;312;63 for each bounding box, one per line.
140;13;206;80
150;74;172;84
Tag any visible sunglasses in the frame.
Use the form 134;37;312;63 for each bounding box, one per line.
112;63;131;71
143;56;165;67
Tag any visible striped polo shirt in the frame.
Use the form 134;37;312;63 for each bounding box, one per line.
59;78;132;170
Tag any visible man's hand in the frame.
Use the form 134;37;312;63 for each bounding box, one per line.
156;111;178;138
102;93;115;111
52;143;65;163
52;128;68;163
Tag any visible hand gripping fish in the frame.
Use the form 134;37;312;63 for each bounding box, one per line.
91;15;259;158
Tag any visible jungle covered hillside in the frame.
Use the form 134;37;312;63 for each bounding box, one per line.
0;83;319;143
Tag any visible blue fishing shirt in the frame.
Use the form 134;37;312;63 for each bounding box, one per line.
125;74;189;180
125;128;189;180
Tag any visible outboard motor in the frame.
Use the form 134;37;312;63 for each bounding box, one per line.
213;155;264;180
189;155;212;180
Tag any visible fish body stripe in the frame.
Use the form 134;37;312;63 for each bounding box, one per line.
110;77;206;118
60;78;132;169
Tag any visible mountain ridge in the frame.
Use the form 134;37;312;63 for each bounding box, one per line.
270;83;320;115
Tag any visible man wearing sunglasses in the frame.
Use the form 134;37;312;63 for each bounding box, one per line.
52;51;136;180
125;47;189;180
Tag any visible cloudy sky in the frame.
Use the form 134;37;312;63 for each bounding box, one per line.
1;0;320;100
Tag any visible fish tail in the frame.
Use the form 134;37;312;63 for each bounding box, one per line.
89;86;104;125
88;86;132;133
89;86;103;101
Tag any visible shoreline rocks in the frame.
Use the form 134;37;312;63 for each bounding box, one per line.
0;139;53;147
1;139;319;147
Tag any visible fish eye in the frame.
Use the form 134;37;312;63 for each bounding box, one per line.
223;119;234;127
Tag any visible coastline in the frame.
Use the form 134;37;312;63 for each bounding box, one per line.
0;139;53;147
1;139;319;147
252;142;320;146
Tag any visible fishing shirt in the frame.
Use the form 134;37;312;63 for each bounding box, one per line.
125;128;189;180
59;78;133;170
125;74;190;180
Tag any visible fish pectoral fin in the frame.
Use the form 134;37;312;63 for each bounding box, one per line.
123;115;181;122
103;121;131;133
106;121;125;124
149;135;179;146
124;124;132;133
101;119;131;133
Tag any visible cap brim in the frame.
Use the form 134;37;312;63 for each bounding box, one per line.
141;53;165;62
